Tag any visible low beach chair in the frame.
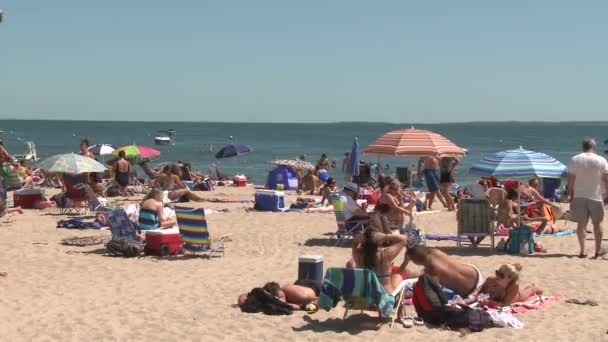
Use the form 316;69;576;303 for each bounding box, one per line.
318;267;416;327
329;194;367;246
456;198;495;248
174;206;232;258
107;208;139;241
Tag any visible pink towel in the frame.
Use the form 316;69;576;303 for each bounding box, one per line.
472;294;562;313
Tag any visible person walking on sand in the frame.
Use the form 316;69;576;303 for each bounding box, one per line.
567;137;608;258
439;156;459;211
417;156;447;210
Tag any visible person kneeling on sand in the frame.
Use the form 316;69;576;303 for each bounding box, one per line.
471;263;543;306
237;281;319;311
404;244;483;299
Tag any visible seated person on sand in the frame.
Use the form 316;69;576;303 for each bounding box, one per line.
339;182;370;228
471;263;543;306
376;180;414;231
497;189;550;233
156;165;206;202
238;281;319;311
301;169;320;195
319;177;338;206
138;189;177;231
404;243;483;299
347;215;421;295
519;177;559;210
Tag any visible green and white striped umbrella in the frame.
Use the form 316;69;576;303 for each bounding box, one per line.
37;153;107;174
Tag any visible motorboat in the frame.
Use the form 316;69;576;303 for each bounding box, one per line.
154;134;172;145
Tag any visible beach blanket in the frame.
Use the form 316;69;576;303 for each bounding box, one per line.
318;267;395;317
536;229;575;237
61;235;107;247
470;294;562;314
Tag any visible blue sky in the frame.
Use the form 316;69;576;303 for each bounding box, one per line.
1;1;607;122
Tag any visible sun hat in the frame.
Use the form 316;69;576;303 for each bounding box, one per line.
343;182;359;193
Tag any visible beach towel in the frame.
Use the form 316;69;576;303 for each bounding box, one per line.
425;234;467;242
470;294;562;314
318;267;395;317
208;197;253;203
535;229;575;237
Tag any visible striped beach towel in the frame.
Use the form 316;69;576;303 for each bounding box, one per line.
318;267;396;317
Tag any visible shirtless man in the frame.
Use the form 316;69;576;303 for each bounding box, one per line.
417;156;446;210
404;245;482;298
237;281;319;311
497;189;548;232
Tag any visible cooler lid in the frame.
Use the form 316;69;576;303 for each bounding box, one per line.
14;189;42;195
143;227;180;235
299;254;323;262
255;190;284;196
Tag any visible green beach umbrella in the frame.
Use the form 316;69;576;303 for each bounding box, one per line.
37;153;107;174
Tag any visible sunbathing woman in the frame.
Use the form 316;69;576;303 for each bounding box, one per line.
375;180;414;231
138;189;177;231
473;263;543;306
156;164;206;202
349;219;420;294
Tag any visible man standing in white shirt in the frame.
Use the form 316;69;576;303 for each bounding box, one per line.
567;138;608;258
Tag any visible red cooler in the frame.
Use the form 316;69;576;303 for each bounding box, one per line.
144;228;183;256
233;175;247;187
13;189;42;209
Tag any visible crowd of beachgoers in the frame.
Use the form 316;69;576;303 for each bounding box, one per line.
0;135;607;337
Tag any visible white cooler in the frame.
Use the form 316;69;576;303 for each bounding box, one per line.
298;255;324;286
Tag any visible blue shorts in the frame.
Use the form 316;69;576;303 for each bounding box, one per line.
424;169;440;192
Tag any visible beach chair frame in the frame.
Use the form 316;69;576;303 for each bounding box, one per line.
173;206;232;258
456;198;495;248
329;194;367;246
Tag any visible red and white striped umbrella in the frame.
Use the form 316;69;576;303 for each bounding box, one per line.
363;128;466;157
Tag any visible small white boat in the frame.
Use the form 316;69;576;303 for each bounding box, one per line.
14;141;38;163
154;135;172;145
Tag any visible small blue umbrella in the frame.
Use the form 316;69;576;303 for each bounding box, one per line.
469;147;566;178
347;137;361;177
215;144;254;159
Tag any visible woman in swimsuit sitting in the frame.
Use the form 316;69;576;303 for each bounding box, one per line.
349;216;420;294
472;263;543;306
138;188;177;231
156;164;206;202
375;180;414;231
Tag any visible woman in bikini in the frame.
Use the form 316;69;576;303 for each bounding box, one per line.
473;263;543;306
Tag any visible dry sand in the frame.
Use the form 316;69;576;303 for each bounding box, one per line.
1;186;607;341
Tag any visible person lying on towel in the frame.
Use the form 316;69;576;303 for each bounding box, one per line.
470;263;543;306
237;281;319;312
404;242;483;300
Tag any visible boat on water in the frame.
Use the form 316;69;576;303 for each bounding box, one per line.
154;134;172;145
13;141;38;164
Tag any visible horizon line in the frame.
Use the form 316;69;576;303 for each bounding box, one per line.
1;117;608;125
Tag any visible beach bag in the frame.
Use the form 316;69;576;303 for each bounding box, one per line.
106;238;144;258
240;288;293;316
412;274;448;324
504;226;535;255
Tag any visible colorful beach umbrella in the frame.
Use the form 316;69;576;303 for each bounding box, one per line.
113;145;160;161
271;159;315;170
347;137;361;177
88;144;116;156
37;153;107;174
215;144;254;159
364;128;466;157
469;147;567;178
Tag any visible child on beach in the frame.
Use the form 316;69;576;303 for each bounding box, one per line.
474;263;543;306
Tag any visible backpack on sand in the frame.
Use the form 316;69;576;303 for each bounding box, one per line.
504;226;535;255
106;238;144;258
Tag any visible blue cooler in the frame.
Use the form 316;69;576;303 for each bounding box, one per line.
254;190;285;211
298;255;324;286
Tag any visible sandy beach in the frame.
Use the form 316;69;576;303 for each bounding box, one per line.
0;185;606;342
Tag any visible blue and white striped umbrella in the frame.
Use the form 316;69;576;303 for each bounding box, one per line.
469;147;567;178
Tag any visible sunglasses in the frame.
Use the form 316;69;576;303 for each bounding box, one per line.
495;270;505;279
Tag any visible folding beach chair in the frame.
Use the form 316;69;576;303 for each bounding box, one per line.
318;267;416;327
456;198;495;248
328;194;367;246
83;183;112;213
106;207;145;257
174;206;232;258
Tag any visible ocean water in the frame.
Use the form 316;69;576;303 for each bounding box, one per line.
1;120;607;186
